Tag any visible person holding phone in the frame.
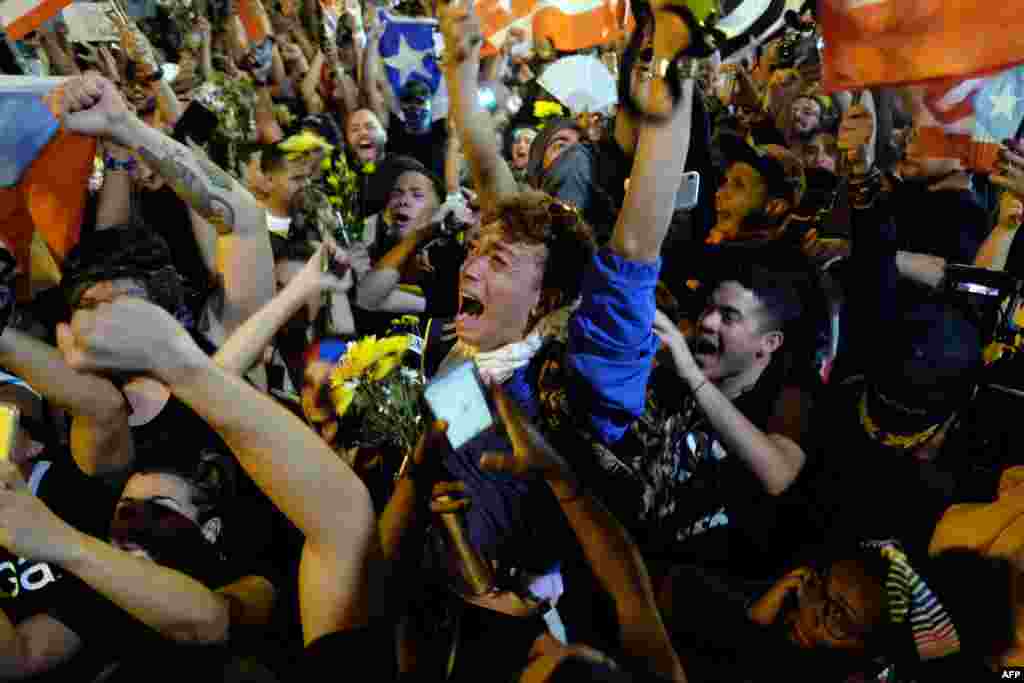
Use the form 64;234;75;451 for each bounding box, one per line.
318;0;692;660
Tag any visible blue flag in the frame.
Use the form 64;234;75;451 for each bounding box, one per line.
0;90;58;188
378;12;441;101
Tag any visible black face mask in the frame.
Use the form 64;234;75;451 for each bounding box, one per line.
110;500;224;585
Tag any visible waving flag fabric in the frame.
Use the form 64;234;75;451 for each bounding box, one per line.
820;0;1024;92
238;0;270;45
911;65;1024;173
0;78;95;286
477;0;631;56
0;0;73;40
378;12;442;98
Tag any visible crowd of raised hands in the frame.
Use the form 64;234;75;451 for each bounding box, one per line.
4;0;1024;681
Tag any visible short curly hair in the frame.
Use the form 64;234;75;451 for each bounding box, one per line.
486;191;597;308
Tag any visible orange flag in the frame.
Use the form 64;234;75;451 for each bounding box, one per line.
820;0;1024;92
0;81;96;292
477;0;632;57
0;0;72;40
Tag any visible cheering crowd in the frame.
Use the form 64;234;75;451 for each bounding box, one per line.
3;0;1024;680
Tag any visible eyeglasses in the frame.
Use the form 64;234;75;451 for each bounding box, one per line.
799;571;869;642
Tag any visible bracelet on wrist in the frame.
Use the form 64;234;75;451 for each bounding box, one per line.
104;155;137;173
692;377;710;396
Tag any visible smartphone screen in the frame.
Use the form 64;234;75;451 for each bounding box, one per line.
423;362;494;450
675;171;701;211
0;403;20;463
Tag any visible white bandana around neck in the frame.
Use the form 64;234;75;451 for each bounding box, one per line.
439;302;579;385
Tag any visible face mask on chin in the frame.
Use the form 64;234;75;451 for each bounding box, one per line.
401;102;433;135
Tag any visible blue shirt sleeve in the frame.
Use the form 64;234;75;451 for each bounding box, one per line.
568;248;661;445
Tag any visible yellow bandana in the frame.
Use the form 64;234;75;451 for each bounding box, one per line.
858;391;942;450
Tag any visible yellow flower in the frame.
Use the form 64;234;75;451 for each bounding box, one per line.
397;315;420;327
329;196;342;206
330;381;356;418
362;162;376;174
534;101;564;119
279;130;334;160
370;335;411;381
328;335;412;414
321;157;333;172
327;174;340;189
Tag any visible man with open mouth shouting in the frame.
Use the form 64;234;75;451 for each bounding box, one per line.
349;2;696;677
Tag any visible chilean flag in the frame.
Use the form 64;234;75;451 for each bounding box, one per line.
0;77;96;289
0;0;73;41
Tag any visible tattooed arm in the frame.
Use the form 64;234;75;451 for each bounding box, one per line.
61;75;263;236
129;132;257;235
61;74;274;347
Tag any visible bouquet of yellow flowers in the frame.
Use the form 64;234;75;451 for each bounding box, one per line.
328;325;425;456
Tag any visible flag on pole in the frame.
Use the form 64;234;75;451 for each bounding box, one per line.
0;78;96;287
820;0;1024;92
0;0;74;40
911;65;1024;173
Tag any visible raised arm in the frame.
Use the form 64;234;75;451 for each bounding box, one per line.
609;12;694;263
94;142;135;230
438;0;518;212
62;73;267;239
361;13;390;125
301;51;327;115
480;387;686;682
215;242;354;376
59;299;378;644
0;328;132;476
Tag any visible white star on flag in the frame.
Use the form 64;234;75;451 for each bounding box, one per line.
989;83;1020;121
383;33;431;89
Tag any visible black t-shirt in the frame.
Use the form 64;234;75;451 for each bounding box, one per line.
585;359;811;580
135;187;216;313
296;623;397;682
386;115;448;180
890;186;987;265
0;458;115;681
793;377;1009;558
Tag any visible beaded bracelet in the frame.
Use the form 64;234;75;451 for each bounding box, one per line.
104;155;137;173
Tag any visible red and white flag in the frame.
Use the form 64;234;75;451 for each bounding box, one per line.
820;0;1024;92
909;65;1024;173
0;0;73;40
